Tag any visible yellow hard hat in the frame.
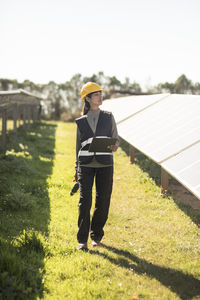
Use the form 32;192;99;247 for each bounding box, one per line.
80;82;103;101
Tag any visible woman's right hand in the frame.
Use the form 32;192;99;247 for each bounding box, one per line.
74;170;78;182
107;145;118;152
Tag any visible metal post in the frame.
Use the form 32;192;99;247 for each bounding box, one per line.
2;108;7;154
18;106;21;127
33;106;37;122
161;168;168;195
23;106;26;128
13;103;18;134
129;145;135;164
27;105;31;129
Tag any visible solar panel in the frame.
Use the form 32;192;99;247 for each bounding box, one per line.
101;94;169;123
162;142;200;199
102;93;200;200
117;94;200;163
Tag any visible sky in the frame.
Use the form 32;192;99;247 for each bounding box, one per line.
1;0;200;89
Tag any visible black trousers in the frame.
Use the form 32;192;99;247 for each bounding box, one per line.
77;166;113;243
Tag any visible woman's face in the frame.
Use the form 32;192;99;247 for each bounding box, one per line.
87;91;103;108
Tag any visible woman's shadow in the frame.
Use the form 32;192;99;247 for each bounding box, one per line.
90;244;200;300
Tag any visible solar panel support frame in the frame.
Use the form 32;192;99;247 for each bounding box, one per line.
161;168;169;195
129;145;135;164
2;108;7;154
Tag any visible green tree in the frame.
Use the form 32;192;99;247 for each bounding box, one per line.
83;71;106;86
65;73;83;113
155;74;194;94
158;82;175;93
121;77;142;94
108;76;122;90
193;82;200;95
0;78;18;90
43;81;63;119
174;74;193;94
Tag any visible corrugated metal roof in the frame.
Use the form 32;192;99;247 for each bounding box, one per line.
0;89;43;101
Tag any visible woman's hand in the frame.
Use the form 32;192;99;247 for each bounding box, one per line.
74;170;78;182
108;145;118;152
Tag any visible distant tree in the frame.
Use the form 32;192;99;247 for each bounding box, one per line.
0;79;9;90
18;79;39;92
83;71;106;86
4;72;200;121
65;73;83;113
174;74;193;94
120;77;142;94
106;76;122;97
193;82;200;95
83;74;99;84
43;81;63;119
155;74;193;94
0;78;18;90
108;76;122;90
97;71;107;86
158;82;175;93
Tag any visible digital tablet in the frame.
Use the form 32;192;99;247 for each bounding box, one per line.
88;137;117;152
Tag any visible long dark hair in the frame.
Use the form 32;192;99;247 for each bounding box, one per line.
82;99;90;115
82;93;93;115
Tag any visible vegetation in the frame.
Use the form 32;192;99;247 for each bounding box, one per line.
0;121;200;299
1;73;200;121
0;120;14;133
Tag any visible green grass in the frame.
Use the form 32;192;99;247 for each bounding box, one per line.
0;119;18;133
0;121;200;300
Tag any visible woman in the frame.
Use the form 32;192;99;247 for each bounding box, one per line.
75;82;119;250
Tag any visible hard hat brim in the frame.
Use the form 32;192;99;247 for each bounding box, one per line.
81;88;104;101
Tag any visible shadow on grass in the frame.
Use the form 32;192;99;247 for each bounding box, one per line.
173;199;200;228
0;122;57;299
91;244;200;300
119;137;200;227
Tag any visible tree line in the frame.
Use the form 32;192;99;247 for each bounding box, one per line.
1;72;200;120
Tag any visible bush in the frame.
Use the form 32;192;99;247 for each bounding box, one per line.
60;110;81;122
0;155;36;175
2;187;34;211
0;234;44;300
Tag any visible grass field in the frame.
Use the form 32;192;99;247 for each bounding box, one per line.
0;119;15;133
0;121;200;300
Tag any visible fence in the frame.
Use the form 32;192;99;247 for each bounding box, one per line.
0;89;42;154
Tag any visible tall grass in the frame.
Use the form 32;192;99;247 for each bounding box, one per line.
0;122;56;299
0;121;200;300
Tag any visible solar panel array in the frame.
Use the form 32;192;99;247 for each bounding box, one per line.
101;94;200;200
102;94;169;123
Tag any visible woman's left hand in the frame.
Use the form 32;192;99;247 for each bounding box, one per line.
108;145;118;152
